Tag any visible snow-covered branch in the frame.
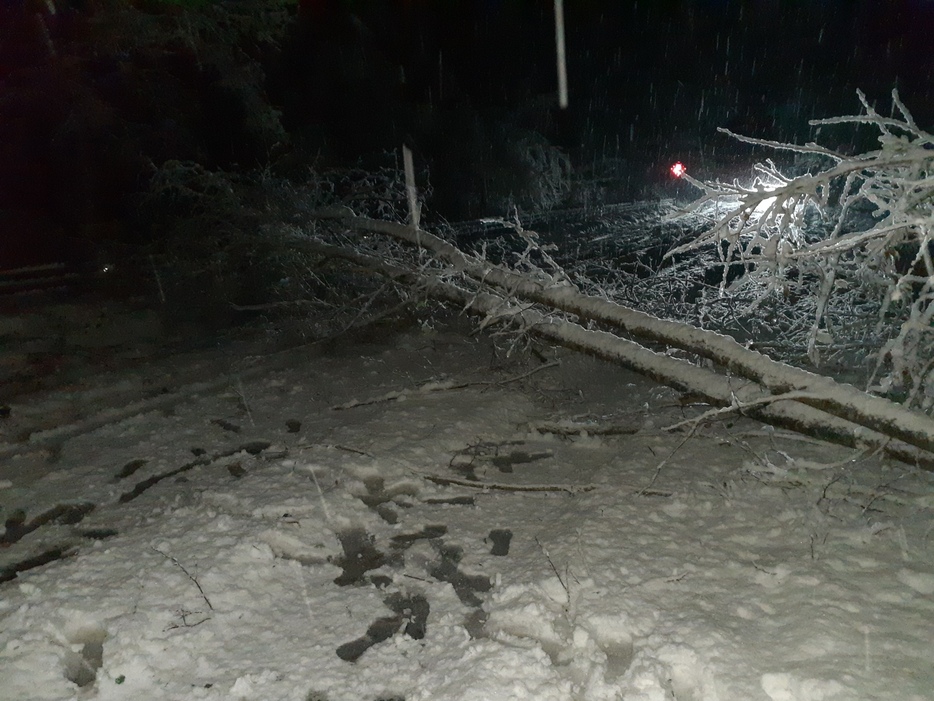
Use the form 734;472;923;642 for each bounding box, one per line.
670;89;934;409
312;208;934;464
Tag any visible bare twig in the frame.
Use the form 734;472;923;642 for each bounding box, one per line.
496;359;562;385
528;419;640;437
422;472;672;496
235;378;255;427
536;536;569;600
330;444;372;457
332;361;561;410
422;474;596;494
662;390;819;433
152;547;213;612
308;467;332;523
638;425;697;496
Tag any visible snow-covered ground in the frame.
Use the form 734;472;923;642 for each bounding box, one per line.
2;302;934;701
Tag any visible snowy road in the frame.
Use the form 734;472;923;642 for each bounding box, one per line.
2;311;934;701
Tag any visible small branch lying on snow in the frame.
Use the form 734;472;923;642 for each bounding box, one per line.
330;443;373;457
535;535;570;601
422;474;597;494
496;359;563;385
235;378;255;428
638;425;697;496
528;419;640;436
661;389;819;433
152;547;213;612
332;361;561;410
422;473;671;497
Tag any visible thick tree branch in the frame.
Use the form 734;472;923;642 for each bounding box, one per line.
313;209;934;458
307;230;934;469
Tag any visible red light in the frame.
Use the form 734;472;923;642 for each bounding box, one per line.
670;161;686;178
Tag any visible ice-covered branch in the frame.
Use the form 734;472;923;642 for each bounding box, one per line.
672;89;934;409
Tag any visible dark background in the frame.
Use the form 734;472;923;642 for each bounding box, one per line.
2;0;933;270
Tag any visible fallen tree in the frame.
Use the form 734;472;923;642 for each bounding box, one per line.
301;213;934;469
134;103;934;469
666;90;934;411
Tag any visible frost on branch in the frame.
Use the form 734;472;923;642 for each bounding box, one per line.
669;90;934;411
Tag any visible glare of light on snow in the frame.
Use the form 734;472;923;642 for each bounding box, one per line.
670;161;687;178
753;190;778;216
691;161;788;220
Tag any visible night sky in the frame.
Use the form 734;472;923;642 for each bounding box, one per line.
354;0;934;161
2;0;934;268
254;0;934;212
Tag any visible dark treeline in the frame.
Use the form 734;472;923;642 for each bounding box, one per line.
2;0;932;268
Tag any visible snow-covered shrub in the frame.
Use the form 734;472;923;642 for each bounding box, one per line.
460;121;572;217
670;90;934;409
91;0;290;162
139;157;427;333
